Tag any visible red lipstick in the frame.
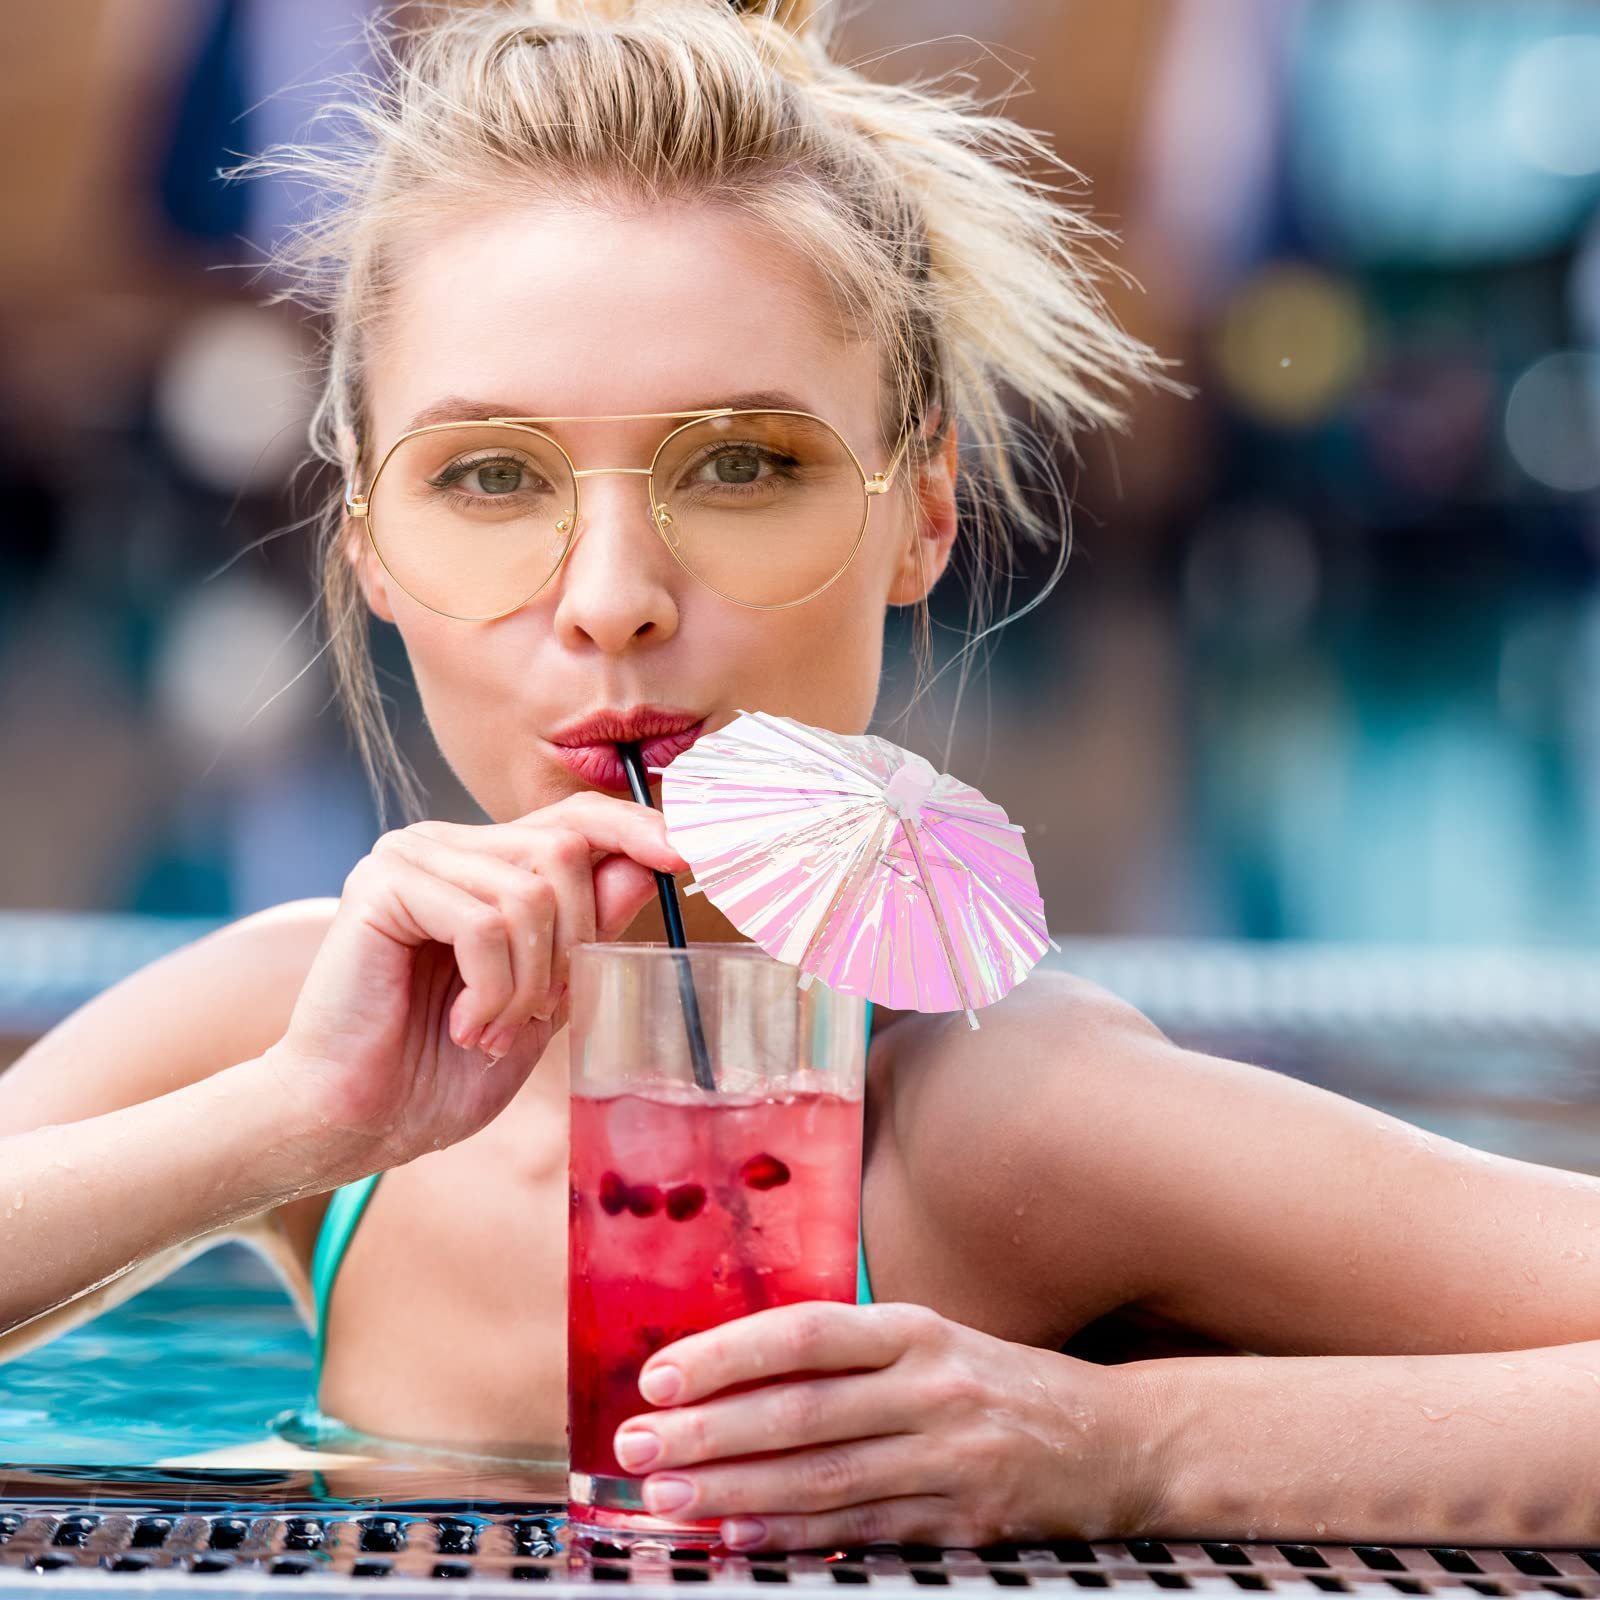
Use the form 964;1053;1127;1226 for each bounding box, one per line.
545;707;706;792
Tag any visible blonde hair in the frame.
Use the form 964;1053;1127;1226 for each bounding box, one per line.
232;0;1165;822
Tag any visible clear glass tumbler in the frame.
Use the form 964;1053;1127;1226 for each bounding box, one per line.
566;942;867;1543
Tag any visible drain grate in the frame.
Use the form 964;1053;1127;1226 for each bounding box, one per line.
4;1504;1600;1598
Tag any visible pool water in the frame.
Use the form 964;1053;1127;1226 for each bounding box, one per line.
0;1244;313;1465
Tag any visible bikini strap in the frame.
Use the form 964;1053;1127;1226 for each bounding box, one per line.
309;1173;382;1393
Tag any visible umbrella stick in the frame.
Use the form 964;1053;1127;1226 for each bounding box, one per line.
897;812;981;1031
615;741;718;1092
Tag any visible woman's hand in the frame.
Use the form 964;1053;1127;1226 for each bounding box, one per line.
267;793;689;1175
610;1302;1163;1550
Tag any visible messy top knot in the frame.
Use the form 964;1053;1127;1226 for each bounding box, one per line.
231;0;1166;821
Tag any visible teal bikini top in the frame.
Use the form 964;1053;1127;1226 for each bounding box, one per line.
307;1000;877;1400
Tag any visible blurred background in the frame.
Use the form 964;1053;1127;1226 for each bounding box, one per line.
6;0;1600;1467
6;0;1600;945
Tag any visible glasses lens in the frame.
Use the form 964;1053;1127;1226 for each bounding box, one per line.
367;424;575;618
652;412;868;606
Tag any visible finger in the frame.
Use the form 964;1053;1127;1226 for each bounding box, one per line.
593;854;665;944
410;813;677;952
618;1374;916;1471
717;1496;953;1554
378;833;554;1043
536;791;691;874
355;855;517;1048
640;1433;930;1522
521;827;594;995
641;1303;914;1406
408;810;684;877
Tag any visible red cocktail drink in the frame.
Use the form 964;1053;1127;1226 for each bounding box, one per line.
568;1086;862;1537
565;944;867;1542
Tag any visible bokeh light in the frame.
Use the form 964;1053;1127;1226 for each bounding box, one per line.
150;578;317;771
154;306;309;494
1503;34;1600;178
1503;351;1600;493
1215;263;1368;426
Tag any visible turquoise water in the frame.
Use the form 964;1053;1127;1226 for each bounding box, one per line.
0;1245;313;1465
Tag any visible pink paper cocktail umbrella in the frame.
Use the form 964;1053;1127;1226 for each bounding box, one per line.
654;710;1057;1029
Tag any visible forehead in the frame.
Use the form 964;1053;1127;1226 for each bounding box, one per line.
368;201;881;448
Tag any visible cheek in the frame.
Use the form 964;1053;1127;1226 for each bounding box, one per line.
390;608;522;770
397;611;492;706
738;586;886;734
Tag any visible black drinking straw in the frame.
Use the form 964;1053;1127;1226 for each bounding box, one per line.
616;741;717;1093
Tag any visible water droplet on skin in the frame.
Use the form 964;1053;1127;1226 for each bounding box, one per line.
1420;1404;1453;1422
1013;1204;1026;1218
1521;1267;1539;1285
12;1191;22;1211
1010;1233;1023;1247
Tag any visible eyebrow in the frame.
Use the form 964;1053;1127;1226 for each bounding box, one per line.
398;390;818;436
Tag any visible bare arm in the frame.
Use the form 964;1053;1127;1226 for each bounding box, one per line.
0;901;361;1355
894;972;1600;1540
0;1048;374;1345
1131;1335;1600;1542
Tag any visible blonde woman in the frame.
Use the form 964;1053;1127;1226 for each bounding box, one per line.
3;0;1599;1550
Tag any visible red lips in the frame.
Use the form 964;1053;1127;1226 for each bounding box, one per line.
545;706;706;792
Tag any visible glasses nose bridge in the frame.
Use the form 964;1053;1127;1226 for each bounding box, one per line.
564;461;681;552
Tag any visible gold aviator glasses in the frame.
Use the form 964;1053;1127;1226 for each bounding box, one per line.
344;408;914;620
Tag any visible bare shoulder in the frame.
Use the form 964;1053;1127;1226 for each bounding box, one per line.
868;966;1170;1158
863;969;1173;1344
0;897;338;1134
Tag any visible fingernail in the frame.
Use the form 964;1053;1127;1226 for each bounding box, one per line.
642;1476;692;1515
722;1519;766;1549
481;1027;511;1059
638;1364;682;1404
613;1428;661;1470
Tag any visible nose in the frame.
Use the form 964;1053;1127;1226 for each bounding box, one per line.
550;475;682;653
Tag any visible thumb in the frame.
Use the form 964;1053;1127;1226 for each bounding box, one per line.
593;854;673;943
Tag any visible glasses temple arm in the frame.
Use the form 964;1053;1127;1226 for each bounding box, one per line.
865;425;928;495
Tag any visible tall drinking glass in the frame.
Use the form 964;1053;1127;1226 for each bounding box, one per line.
566;943;867;1542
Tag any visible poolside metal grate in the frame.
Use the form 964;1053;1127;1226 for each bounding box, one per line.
3;1505;1600;1598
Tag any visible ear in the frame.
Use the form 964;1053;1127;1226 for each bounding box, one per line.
345;514;398;624
886;417;959;608
338;419;398;623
